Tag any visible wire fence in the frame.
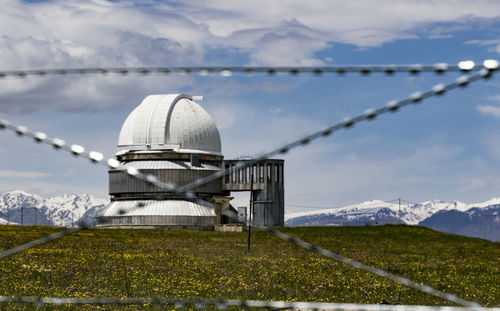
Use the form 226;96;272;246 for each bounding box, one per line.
0;60;498;309
0;296;498;311
2;64;497;201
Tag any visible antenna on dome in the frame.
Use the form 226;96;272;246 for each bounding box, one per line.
192;95;204;101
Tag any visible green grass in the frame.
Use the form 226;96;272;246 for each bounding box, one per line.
0;225;498;310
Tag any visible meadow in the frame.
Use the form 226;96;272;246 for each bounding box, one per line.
0;225;498;310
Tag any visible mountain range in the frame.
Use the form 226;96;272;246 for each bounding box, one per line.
0;190;108;227
1;191;498;241
285;198;500;241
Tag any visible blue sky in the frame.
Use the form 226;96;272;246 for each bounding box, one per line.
1;0;500;213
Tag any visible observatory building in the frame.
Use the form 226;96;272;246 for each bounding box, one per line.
96;94;284;229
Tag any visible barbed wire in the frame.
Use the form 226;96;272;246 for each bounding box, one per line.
0;59;498;308
0;213;486;308
251;225;479;307
0;296;498;310
114;62;496;306
0;228;79;259
0;120;194;196
0;212;484;308
0;60;490;79
174;62;498;195
1;60;498;202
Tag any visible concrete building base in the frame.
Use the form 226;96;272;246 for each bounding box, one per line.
214;224;244;232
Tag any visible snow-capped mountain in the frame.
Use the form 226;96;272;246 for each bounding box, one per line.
0;190;108;227
420;203;500;241
285;198;500;241
285;199;471;225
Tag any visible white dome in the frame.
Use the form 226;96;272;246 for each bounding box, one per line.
118;94;221;155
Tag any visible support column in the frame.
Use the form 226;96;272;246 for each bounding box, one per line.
212;196;233;225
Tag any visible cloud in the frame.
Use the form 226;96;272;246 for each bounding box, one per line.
0;73;196;113
0;178;107;198
224;18;329;65
187;0;500;46
476;104;500;118
3;0;500;70
269;107;284;114
0;169;50;179
466;39;500;53
458;176;500;191
281;145;473;213
479;131;500;160
486;94;500;102
249;31;328;66
206;97;477;212
2;0;500;207
1;0;500;113
209;104;237;130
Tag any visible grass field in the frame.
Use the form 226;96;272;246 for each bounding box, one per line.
0;225;498;310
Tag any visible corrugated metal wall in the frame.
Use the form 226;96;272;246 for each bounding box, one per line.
223;159;284;226
110;168;223;195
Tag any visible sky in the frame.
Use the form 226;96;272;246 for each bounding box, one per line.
1;0;500;214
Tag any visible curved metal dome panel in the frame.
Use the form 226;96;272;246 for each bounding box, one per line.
118;94;221;155
96;199;216;227
98;199;216;217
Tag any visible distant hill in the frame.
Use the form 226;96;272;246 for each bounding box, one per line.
419;204;500;241
0;190;108;227
285;198;500;241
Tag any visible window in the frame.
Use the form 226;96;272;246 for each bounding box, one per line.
259;165;264;183
267;165;271;182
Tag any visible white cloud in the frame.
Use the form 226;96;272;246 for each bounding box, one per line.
249;31;327;66
0;73;196;113
0;0;499;113
466;39;500;53
0;178;107;198
281;141;466;212
479;131;500;160
487;94;500;102
209;104;237;130
477;104;500;118
2;0;500;71
1;0;500;207
0;169;50;178
269;107;284;114
185;0;500;46
458;176;500;192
